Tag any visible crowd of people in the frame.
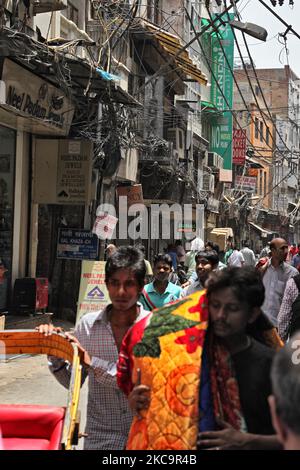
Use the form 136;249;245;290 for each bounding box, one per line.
37;236;300;451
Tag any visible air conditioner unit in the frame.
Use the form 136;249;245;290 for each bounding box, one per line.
202;174;215;192
207;152;223;169
167;128;185;160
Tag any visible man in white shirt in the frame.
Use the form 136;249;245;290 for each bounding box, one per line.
241;242;256;267
227;246;245;267
260;238;298;327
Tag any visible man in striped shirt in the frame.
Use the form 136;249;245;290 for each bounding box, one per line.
38;246;149;450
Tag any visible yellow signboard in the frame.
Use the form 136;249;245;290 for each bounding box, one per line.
76;261;110;325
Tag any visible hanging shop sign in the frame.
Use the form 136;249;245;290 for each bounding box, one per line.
116;184;144;207
0;59;74;136
76;261;110;324
235;175;257;193
57;228;99;261
210;14;235;171
233;129;247;165
33;139;93;205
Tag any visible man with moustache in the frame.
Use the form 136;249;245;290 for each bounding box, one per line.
124;268;282;450
38;246;149;450
139;254;183;311
259;238;298;327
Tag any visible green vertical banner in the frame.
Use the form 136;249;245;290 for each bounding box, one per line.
210;15;234;170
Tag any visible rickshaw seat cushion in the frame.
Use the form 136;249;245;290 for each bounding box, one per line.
0;404;65;450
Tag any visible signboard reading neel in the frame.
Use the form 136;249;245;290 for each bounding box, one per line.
76;261;110;324
233;129;247;165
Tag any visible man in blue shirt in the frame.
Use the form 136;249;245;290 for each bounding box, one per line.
139;254;183;310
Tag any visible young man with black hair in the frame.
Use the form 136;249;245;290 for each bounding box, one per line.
183;250;219;296
260;238;298;327
125;267;282;450
38;246;149;450
139;253;182;311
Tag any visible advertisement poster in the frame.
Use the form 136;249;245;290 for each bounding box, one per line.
76;261;110;324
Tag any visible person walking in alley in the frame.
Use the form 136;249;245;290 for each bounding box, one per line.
241;242;256;267
183;250;219;296
38;246;149;450
139;254;182;310
185;237;205;279
226;245;245;267
259;238;298;327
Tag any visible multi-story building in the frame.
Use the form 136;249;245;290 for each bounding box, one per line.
0;0;138;317
234;66;300;244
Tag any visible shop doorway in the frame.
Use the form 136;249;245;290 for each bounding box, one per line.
0;125;16;312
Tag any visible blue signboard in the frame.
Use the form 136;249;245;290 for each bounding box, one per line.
57;228;99;260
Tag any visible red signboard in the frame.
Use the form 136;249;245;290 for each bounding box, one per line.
233;129;247;165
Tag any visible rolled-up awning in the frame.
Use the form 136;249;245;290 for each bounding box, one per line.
132;20;208;86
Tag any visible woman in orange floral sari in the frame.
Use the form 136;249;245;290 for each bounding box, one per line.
118;267;282;450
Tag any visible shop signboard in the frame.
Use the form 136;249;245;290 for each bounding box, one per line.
116;184;144;207
56;140;93;204
57;228;99;260
0;59;74;136
76;261;110;324
235;175;257;192
210;15;234;170
233;129;247;165
33;139;93;205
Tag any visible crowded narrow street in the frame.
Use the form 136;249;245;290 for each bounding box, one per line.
1;0;300;455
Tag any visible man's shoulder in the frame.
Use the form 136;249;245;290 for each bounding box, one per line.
250;338;276;361
283;262;298;276
168;282;182;294
234;339;275;371
77;309;106;327
144;282;155;293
